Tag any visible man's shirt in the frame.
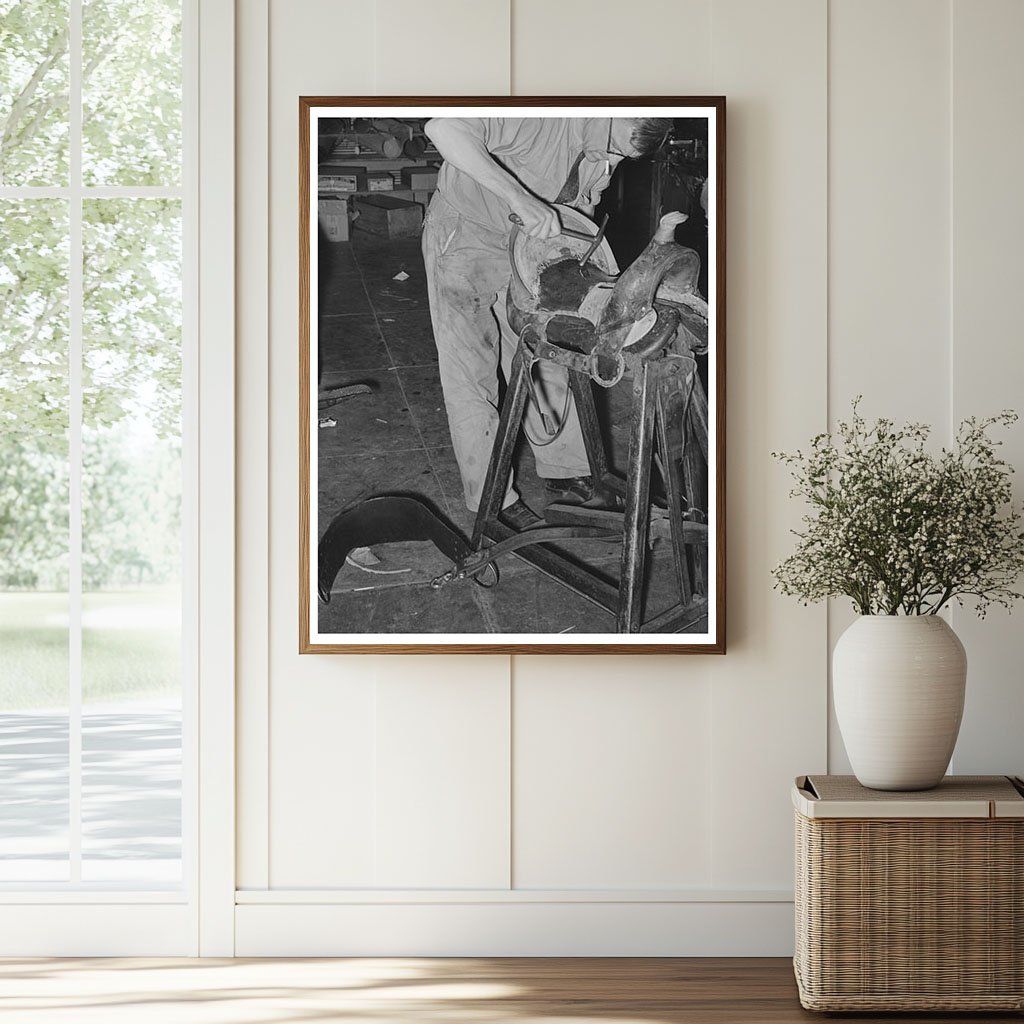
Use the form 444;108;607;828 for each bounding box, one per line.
434;117;616;233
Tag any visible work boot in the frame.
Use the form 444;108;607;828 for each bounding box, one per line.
499;498;542;531
543;475;595;505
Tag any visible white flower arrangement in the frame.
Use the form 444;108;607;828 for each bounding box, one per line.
772;401;1024;616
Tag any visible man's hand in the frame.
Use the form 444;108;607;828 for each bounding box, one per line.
508;193;561;239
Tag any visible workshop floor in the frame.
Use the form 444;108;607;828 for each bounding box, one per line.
316;230;706;636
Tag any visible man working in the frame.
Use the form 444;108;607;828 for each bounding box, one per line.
422;116;673;528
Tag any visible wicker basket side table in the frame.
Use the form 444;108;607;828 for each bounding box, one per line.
793;774;1024;1012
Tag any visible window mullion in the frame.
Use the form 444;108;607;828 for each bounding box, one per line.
68;0;83;886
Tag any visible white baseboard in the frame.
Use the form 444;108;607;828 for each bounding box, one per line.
0;903;196;956
235;896;795;956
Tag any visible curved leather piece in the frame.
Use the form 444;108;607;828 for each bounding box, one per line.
595;240;701;357
317;494;475;604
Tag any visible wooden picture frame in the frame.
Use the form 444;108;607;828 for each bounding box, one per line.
300;97;726;653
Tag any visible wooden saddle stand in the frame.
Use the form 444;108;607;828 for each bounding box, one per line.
432;206;711;634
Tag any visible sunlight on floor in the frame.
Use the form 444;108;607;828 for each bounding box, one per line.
0;958;673;1024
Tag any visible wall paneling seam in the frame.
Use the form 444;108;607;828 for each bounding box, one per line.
944;0;957;726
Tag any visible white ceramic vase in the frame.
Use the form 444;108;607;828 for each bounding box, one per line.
833;615;967;791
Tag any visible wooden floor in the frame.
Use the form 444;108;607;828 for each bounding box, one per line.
0;957;1019;1023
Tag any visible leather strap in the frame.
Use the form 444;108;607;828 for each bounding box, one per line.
317;495;491;603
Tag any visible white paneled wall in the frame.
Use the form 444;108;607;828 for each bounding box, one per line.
828;0;951;427
236;0;271;895
513;657;713;889
705;0;828;890
235;0;1024;954
511;0;712;94
262;0;377;890
826;0;953;772
376;0;510;95
373;661;511;888
949;0;1024;777
827;0;1024;779
270;670;377;886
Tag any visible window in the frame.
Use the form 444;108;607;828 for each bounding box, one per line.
0;0;192;889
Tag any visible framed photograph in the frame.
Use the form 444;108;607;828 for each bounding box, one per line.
300;97;725;653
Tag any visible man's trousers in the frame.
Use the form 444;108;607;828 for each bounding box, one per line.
422;192;590;512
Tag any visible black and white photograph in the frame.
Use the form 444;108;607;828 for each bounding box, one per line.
300;100;725;652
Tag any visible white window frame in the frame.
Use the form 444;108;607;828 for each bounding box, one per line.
0;0;234;956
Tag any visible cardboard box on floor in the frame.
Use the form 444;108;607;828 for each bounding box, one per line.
318;196;350;241
353;194;423;239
